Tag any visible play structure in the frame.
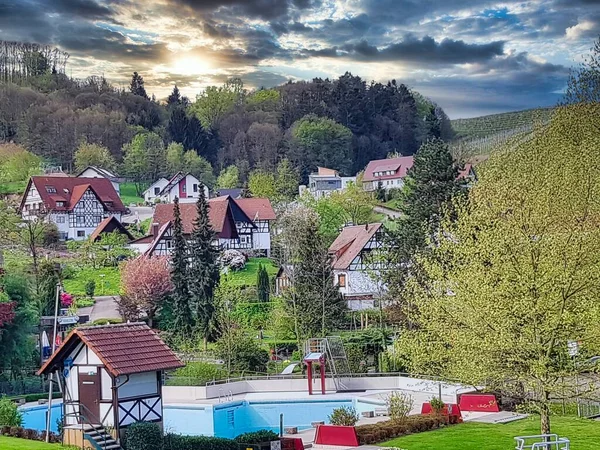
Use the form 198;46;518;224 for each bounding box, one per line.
303;337;352;394
514;434;570;449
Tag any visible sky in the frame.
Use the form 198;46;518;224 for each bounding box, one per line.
0;1;598;118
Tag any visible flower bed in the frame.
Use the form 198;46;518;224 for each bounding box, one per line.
355;415;458;445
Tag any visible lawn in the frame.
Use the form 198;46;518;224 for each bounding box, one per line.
120;181;145;206
62;266;121;297
0;436;63;449
222;257;279;287
382;416;600;450
0;180;27;195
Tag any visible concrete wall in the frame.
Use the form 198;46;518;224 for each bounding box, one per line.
163;376;475;404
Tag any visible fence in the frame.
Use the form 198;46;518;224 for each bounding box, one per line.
0;376;47;396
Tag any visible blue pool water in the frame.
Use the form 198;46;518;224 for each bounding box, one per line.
22;398;381;439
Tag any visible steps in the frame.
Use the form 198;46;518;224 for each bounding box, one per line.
83;424;122;450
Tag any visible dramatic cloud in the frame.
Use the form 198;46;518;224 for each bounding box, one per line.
0;0;598;116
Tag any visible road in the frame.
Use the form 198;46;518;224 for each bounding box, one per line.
121;206;154;225
78;296;121;323
373;205;401;219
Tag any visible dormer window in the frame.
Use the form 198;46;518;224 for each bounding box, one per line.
45;186;56;193
105;201;113;207
56;201;65;207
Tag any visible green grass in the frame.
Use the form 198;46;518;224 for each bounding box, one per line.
0;180;27;195
382;416;600;450
62;266;121;297
0;436;63;449
222;257;279;287
119;182;145;206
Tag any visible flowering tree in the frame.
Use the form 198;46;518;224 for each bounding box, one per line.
120;256;173;326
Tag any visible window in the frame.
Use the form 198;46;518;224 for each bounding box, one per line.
338;274;346;287
56;201;65;207
45;186;56;193
154;187;160;195
56;216;66;223
193;184;198;193
77;230;85;238
182;183;187;193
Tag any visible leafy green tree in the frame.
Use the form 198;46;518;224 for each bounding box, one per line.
563;35;600;105
216;327;269;374
35;260;59;316
170;197;194;335
74;142;117;173
188;186;220;348
216;165;240;189
256;264;270;303
248;170;276;199
399;104;600;435
0;143;41;182
330;182;375;226
385;138;462;305
122;132;166;195
289;114;353;177
166;142;215;187
130;71;149;99
274;159;299;201
247;88;280;111
190;78;245;130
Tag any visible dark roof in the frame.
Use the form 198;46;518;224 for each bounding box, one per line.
89;216;134;242
362;156;414;182
38;323;184;377
158;172;189;196
216;188;243;199
21;176;126;213
329;223;382;270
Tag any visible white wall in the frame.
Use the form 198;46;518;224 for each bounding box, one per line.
78;168;120;194
144;179;169;203
118;372;158;399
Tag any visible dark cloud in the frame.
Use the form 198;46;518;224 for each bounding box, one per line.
303;35;505;65
169;0;318;21
48;0;116;20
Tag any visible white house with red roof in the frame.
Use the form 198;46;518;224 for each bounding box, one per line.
362;156;414;192
328;223;388;310
129;196;276;256
156;172;209;204
77;166;121;195
20;176;127;241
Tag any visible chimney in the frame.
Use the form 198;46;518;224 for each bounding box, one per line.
365;223;368;231
152;222;159;236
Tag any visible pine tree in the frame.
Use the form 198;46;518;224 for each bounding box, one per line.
167;85;181;107
256;264;270;302
385;137;462;307
130;71;149;99
170;196;193;334
188;184;220;348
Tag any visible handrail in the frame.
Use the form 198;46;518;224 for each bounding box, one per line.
63;401;111;449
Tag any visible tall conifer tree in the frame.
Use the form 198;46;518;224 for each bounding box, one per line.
170;196;193;334
188;184;220;348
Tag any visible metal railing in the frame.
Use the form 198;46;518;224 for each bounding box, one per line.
514;434;570;450
63;401;113;450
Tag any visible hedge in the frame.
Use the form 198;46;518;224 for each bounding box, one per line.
163;434;239;450
355;414;458;445
125;422;162;450
234;430;279;444
0;425;60;443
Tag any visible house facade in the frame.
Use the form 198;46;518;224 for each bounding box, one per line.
77;166;121;195
157;172;209;204
328;223;388;310
304;167;356;198
143;177;168;204
362;156;414;192
129;196;275;256
37;323;183;448
20;176;126;241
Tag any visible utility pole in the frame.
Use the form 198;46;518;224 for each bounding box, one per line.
45;282;60;442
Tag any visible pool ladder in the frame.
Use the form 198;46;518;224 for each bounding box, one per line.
218;388;234;403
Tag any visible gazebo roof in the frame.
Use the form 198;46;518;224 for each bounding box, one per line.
38;323;184;377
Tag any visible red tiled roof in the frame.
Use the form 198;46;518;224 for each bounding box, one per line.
21;176;125;213
235;198;276;221
38;323;184;377
89;216;134;242
362;156;414;182
329;223;382;270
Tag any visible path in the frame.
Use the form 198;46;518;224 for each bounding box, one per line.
373;205;401;219
122;206;153;225
78;296;121;323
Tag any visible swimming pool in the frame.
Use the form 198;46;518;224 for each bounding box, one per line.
22;398;383;438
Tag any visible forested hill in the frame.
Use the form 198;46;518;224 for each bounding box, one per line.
0;43;452;185
451;107;554;140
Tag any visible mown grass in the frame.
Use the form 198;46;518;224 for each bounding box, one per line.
62;266;120;297
221;257;279;287
119;181;145;206
382;415;600;450
0;436;64;449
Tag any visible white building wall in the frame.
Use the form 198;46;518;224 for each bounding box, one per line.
78;168;120;194
129;242;151;254
118;372;158;399
144;179;169;203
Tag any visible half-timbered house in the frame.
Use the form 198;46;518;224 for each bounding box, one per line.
157;172;209;204
328;223;388;310
37;323;183;448
20;176;126;241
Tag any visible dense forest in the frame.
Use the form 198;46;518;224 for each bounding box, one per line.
0;40;453;185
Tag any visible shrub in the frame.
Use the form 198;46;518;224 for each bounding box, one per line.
164;434;238;450
85;279;96;298
125;422;162;450
0;396;22;427
355;415;447;445
216;328;269;373
328;406;359;426
429;397;445;413
219;250;246;271
234;430;279;444
345;344;367;373
386;391;413;421
167;362;226;386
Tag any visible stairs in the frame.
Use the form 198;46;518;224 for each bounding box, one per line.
83;424;122;450
304;337;351;392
